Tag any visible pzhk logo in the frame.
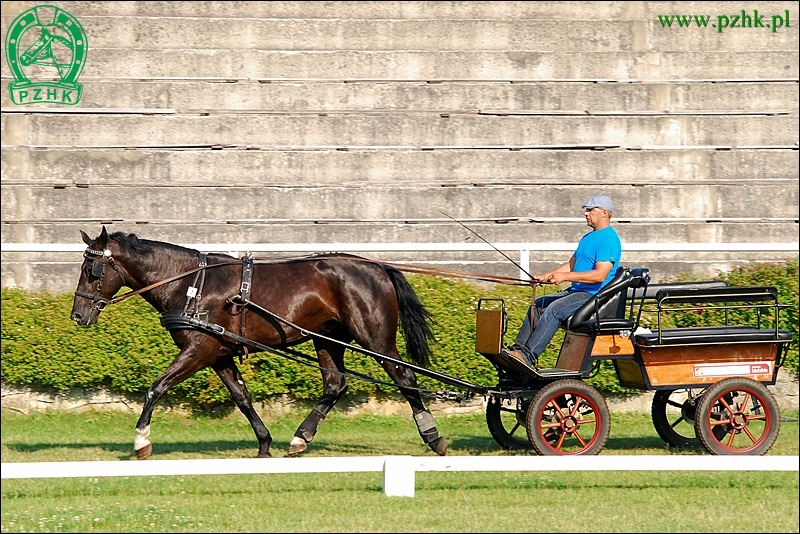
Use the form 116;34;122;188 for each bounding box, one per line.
5;5;87;105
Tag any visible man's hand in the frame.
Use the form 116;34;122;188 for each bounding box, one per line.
530;273;553;286
547;271;570;285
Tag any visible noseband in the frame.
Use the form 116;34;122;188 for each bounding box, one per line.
74;247;126;311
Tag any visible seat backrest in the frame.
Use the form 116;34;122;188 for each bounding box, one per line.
567;266;650;329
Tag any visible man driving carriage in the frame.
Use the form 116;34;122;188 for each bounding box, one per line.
497;194;622;374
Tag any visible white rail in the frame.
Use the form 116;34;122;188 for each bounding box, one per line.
2;242;797;282
1;455;796;497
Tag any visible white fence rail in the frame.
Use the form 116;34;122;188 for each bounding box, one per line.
1;455;796;497
2;242;797;282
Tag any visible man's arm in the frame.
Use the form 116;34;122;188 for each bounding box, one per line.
544;260;614;285
533;257;574;283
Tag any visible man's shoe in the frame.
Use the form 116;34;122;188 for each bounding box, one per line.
499;348;538;378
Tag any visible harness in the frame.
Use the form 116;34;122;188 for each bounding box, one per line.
73;249;543;401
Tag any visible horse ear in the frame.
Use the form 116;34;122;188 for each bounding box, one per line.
80;230;92;246
99;225;109;246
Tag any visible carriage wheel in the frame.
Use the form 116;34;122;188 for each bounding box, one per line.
485;396;533;450
525;379;610;456
651;389;704;448
694;377;781;456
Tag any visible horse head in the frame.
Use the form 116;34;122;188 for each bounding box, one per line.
70;226;129;326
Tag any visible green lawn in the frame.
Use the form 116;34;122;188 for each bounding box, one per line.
2;409;798;532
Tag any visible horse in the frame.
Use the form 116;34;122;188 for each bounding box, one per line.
70;226;448;459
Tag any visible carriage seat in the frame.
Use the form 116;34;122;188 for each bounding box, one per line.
565;266;650;334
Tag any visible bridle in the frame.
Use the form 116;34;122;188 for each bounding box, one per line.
73;247;127;311
74;246;240;313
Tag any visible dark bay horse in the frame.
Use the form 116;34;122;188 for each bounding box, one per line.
70;227;447;459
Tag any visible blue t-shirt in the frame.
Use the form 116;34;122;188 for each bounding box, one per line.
570;226;622;294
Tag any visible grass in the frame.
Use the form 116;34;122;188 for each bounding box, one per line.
1;408;798;532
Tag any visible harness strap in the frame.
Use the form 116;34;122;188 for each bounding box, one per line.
238;254;254;361
240;254;253;301
182;253;208;317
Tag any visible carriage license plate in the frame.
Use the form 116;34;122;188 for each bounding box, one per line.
693;361;772;378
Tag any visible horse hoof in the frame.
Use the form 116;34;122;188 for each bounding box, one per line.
430;437;448;456
256;451;272;459
288;436;308;456
135;443;152;460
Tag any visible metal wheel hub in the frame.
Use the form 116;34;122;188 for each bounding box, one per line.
681;398;699;426
729;412;747;431
559;415;578;433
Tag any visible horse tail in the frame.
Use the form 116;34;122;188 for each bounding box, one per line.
382;265;434;368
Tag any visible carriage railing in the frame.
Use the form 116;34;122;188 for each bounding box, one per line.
635;286;792;345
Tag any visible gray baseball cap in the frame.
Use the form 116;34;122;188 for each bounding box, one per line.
582;195;614;211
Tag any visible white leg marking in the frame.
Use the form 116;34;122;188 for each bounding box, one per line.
134;425;151;450
289;436;307;451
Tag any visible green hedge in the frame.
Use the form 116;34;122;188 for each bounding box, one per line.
2;261;796;410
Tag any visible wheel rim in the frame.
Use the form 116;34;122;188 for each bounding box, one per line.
651;389;702;448
526;381;609;456
486;396;533;450
706;390;771;453
696;378;780;455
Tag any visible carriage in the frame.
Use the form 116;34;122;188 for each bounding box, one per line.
473;266;794;456
71;228;795;459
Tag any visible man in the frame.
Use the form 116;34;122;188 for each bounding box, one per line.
497;194;622;375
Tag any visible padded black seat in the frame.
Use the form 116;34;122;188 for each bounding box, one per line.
566;267;650;333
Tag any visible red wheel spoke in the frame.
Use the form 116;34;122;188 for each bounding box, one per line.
724;428;737;447
742;426;758;445
740;392;753;412
718;395;735;413
573;430;588;447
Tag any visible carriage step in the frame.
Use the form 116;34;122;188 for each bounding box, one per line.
533;368;583;379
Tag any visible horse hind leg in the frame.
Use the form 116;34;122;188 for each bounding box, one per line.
289;339;348;456
212;356;273;458
382;357;448;456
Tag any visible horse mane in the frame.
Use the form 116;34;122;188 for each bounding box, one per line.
110;231;201;265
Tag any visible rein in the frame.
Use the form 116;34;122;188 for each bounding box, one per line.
76;248;547;313
74;248;240;310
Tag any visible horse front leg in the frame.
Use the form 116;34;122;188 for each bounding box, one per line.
212;356;273;458
134;342;217;460
288;340;348;456
381;356;448;456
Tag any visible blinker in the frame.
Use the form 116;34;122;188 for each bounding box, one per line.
91;258;104;277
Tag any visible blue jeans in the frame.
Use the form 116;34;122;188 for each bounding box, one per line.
512;290;593;364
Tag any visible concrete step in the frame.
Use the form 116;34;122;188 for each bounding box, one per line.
4;114;797;147
2;147;796;186
2;16;795;53
3;80;797;113
19;49;789;80
3;183;798;220
3;219;798;247
0;1;637;20
8;2;795;23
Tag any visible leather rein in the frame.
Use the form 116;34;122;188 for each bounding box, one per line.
74;248;540;313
